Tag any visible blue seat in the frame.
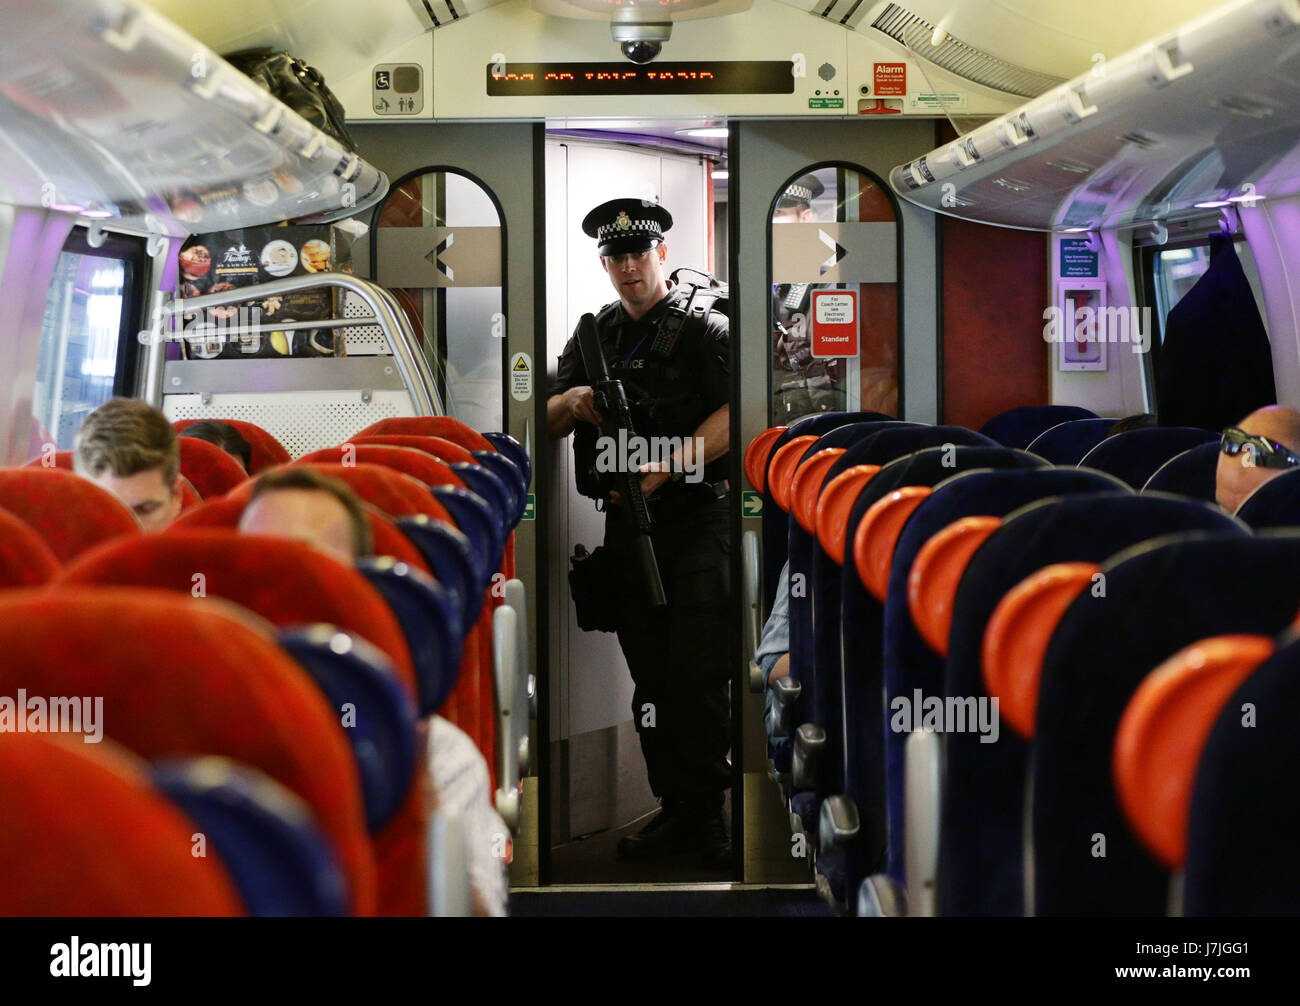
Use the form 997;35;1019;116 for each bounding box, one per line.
472;449;527;526
482;430;532;489
760;412;895;615
1026;418;1115;465
397;515;481;636
1033;531;1300;915
356;556;463;716
979;405;1098;449
1079;426;1219;489
153;758;351;917
276;626;419;832
941;493;1242;915
1142;441;1221;501
450;462;512;550
430;485;500;590
1186;631;1300;915
1233;467;1300;529
879;467;1129;893
807;445;1044;904
770;420;906;785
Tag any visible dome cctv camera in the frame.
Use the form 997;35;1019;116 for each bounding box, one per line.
621;40;663;64
611;15;671;64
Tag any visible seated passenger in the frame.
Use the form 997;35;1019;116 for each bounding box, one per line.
756;559;791;687
73;398;183;532
1107;413;1158;436
1216;405;1300;513
181;420;253;472
237;467;509;915
238;468;372;565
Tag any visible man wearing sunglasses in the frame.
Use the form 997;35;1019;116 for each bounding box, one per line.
1216;405;1300;513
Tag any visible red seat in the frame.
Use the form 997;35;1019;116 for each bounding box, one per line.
0;587;375;913
178;436;249;499
0;733;244;916
21;450;72;470
61;529;417;696
351;433;475;466
227;463;452;523
172;419;291;473
296;445;464;492
178;476;202;510
0;469;140;562
58;536;429;916
355;417;494;453
170;495;433;575
0;508;60;588
23;451;202;511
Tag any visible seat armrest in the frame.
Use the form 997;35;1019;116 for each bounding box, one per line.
857;873;908;918
792;722;826;790
818;794;860;852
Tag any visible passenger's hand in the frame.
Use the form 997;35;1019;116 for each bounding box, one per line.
566;385;603;425
608;465;670;506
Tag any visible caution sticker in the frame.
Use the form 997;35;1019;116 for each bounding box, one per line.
510;352;532;402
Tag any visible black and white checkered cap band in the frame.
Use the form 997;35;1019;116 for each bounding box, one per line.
596;218;664;242
783;183;814;202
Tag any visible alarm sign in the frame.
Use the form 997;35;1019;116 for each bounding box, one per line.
811;290;858;357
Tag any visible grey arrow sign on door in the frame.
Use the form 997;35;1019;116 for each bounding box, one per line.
376;226;502;288
772;222;897;284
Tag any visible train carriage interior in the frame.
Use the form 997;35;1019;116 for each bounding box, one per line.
4;0;1300;927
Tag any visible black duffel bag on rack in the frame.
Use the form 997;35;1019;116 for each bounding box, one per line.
224;48;357;152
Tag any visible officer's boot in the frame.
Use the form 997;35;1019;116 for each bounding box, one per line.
616;799;698;860
692;798;732;871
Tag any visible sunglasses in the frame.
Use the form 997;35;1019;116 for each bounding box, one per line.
1220;427;1300;469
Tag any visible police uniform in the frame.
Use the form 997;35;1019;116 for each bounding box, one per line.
550;198;732;863
772;174;846;419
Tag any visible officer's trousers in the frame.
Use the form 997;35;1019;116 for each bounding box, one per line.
605;495;732;807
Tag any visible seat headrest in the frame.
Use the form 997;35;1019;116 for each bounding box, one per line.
60;529;417;696
0;507;60;588
979;404;1099;449
172;418;290;473
0;468;140;562
744;427;787;492
1080;426;1219;489
354;417;493;452
177;435;250;499
0;734;244;916
0;586;375;914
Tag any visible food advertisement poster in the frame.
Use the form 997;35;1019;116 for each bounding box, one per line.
176;225;343;360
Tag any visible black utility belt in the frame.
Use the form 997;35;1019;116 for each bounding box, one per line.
646;479;730;521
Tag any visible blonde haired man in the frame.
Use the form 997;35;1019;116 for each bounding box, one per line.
73;398;182;532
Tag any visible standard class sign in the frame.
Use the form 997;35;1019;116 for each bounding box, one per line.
510;351;532;401
811;290;858;357
873;62;906;97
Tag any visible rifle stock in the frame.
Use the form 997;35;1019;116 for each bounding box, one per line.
575;313;668;610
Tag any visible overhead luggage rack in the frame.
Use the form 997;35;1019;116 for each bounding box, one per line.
886;0;1300;232
146;273;444;458
0;0;388;234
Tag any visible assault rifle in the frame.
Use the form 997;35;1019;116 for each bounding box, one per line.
575;312;667;610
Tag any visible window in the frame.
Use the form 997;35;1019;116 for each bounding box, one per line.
371;169;506;432
768;163;899;423
30;229;145;450
1149;237;1265;345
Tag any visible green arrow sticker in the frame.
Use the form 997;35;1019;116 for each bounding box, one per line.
742;490;763;518
522;493;535;520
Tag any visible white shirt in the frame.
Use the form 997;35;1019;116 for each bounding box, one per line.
427;715;510;917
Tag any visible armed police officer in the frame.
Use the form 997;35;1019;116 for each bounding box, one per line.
547;198;733;869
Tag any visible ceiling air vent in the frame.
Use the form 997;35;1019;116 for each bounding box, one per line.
1045;158;1093;175
1207;94;1277;119
1117;130;1160;150
870;3;1065;98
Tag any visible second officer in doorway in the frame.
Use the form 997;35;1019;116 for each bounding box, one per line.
547;197;733;869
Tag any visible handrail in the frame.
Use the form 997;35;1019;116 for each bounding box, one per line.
147;272;442;415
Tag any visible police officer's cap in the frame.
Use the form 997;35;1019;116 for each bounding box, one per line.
777;173;825;209
582;198;673;256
